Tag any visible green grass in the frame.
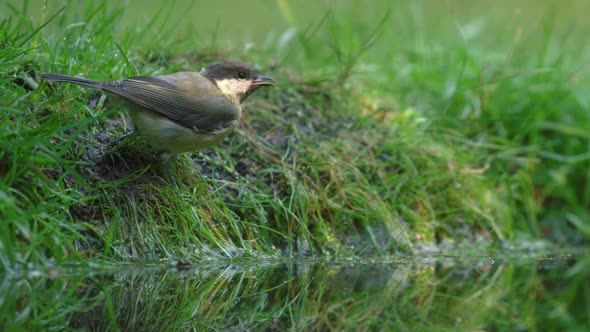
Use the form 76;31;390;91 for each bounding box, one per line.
1;0;589;272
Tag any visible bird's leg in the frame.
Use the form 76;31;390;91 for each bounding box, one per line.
157;150;179;188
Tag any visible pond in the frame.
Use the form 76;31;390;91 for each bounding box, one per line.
2;251;588;331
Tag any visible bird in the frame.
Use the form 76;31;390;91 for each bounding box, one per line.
41;61;275;156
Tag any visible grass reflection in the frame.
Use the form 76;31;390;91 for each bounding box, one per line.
1;254;587;330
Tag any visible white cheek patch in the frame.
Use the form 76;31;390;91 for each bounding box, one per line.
216;78;250;102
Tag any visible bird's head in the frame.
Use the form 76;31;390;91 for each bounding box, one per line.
201;61;275;104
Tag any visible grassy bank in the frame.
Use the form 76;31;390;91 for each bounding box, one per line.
1;0;589;269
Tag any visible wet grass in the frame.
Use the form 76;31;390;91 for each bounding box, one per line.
1;0;589;273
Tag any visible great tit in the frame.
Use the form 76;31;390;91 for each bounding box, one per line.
42;61;275;155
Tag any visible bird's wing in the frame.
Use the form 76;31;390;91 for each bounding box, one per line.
101;72;239;133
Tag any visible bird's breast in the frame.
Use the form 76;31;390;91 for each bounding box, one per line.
128;107;239;154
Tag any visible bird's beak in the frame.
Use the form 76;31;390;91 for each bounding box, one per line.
252;75;276;86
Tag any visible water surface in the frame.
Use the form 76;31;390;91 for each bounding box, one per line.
2;252;588;331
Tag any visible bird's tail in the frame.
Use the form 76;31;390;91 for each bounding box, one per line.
41;73;103;90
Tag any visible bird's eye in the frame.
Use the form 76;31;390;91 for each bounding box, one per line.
237;71;246;79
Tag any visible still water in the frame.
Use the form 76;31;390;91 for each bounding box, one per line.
2;252;588;331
